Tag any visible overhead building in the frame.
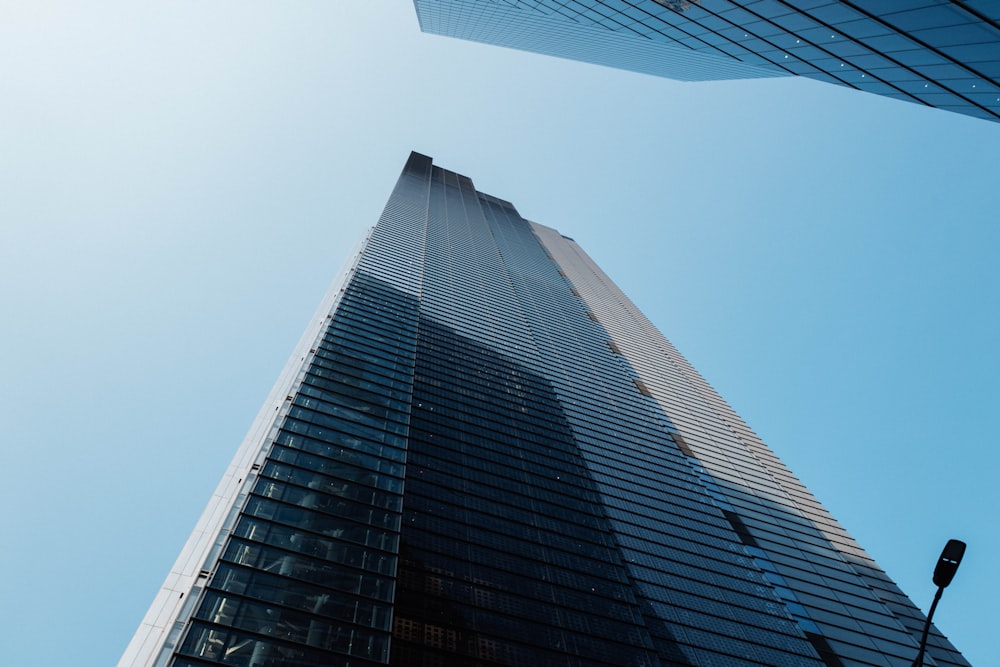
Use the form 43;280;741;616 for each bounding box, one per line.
413;0;1000;122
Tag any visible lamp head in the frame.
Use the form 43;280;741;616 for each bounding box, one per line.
932;539;966;589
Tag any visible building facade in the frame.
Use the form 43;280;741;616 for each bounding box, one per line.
413;0;1000;123
121;153;968;667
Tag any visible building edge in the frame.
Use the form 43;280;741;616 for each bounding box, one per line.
117;229;374;667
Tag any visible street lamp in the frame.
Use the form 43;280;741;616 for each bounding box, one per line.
911;539;966;667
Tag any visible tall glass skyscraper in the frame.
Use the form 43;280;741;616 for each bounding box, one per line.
121;153;968;667
413;0;1000;123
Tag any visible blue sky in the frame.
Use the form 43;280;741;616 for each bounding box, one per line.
1;2;997;665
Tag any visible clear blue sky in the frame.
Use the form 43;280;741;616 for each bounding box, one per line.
1;2;997;665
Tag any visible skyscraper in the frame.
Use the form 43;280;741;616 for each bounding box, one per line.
413;0;1000;123
121;152;968;667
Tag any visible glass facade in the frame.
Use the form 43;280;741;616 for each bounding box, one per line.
121;152;968;667
413;0;1000;122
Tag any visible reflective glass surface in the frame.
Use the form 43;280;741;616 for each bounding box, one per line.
415;0;1000;122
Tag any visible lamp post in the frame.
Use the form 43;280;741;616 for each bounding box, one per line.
911;539;966;667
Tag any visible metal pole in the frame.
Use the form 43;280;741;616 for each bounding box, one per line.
911;586;943;667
